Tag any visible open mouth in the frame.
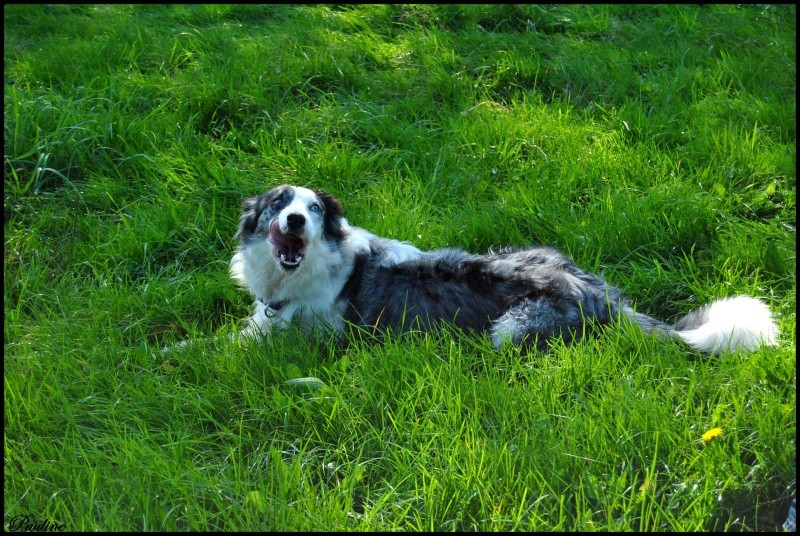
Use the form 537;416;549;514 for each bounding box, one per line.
268;219;306;270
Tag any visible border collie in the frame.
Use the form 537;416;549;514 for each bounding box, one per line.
229;184;778;353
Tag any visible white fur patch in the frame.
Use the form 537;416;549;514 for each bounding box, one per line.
380;239;427;266
674;296;778;353
347;227;427;266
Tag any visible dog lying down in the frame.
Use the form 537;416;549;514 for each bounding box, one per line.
229;184;778;353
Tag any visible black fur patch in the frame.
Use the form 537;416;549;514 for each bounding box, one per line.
315;188;345;242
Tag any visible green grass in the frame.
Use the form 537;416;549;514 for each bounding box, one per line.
4;4;796;531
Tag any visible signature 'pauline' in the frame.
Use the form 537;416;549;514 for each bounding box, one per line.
7;514;66;532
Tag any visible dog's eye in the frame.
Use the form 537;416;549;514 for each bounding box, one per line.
271;198;285;210
309;203;322;213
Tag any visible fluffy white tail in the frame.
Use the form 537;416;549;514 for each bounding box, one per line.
670;296;778;354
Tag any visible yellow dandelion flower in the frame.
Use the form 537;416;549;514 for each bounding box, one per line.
701;427;723;443
638;478;655;493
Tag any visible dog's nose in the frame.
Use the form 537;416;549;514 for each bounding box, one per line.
286;213;305;231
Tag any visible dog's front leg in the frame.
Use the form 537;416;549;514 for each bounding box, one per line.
239;300;295;341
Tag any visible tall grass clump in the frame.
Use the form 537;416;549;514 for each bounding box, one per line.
5;4;795;531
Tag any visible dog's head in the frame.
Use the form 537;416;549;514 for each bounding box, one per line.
236;185;344;271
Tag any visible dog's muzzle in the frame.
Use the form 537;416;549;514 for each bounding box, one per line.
268;216;306;270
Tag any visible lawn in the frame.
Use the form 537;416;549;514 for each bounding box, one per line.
4;4;795;531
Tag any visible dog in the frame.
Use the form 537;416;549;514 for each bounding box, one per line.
229;184;778;353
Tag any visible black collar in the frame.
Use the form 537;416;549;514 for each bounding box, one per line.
260;299;286;311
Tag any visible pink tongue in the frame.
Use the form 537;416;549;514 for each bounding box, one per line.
268;219;303;256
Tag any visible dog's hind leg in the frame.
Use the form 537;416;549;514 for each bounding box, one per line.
490;297;586;350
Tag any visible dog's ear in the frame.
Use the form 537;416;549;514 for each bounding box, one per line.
236;195;263;238
315;189;345;242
